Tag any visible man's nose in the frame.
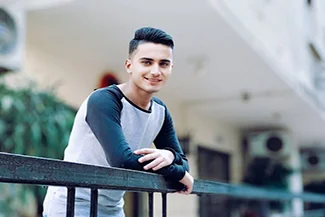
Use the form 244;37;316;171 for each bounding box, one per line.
150;64;161;76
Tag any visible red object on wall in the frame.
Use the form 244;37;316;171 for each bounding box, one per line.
98;73;119;88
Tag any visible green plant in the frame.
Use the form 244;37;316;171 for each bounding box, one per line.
243;157;293;189
0;76;76;217
0;82;75;158
242;157;294;213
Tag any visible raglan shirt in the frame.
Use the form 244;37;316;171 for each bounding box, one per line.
43;85;189;215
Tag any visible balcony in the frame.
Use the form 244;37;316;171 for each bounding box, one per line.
1;152;325;217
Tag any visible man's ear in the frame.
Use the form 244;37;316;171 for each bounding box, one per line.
125;59;132;74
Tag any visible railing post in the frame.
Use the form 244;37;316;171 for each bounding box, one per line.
162;193;167;217
66;187;76;217
259;201;269;217
148;192;154;217
90;188;98;217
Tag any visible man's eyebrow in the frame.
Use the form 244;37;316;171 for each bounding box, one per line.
139;57;171;63
160;59;171;63
139;57;154;61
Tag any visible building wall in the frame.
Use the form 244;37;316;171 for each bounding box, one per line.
208;0;325;113
23;43;102;108
209;0;302;82
154;101;242;217
208;1;325;206
303;172;325;185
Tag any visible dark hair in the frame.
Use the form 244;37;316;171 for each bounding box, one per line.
129;27;174;56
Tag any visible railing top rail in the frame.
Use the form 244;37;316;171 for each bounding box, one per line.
1;152;324;203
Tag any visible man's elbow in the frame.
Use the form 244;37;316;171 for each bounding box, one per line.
183;160;190;172
109;157;127;168
109;157;136;169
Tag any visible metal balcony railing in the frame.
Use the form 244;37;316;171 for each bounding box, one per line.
1;152;325;217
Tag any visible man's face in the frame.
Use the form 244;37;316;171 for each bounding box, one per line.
125;42;173;94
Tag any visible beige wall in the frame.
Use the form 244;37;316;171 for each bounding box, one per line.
209;0;311;87
23;43;127;108
303;172;325;185
209;0;325;115
163;100;243;183
148;99;242;217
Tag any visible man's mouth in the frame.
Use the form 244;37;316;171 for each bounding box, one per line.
145;78;162;82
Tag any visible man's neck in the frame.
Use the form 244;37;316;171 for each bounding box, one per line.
118;82;152;111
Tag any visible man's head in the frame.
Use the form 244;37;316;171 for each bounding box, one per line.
125;27;174;94
128;27;174;58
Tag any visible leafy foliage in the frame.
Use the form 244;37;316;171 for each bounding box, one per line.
243;157;293;189
0;78;76;216
0;82;76;158
242;157;294;212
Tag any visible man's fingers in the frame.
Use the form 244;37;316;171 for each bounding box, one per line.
178;188;191;195
138;152;159;163
184;185;192;195
135;149;174;170
143;157;163;170
152;162;168;171
134;148;155;155
177;190;190;195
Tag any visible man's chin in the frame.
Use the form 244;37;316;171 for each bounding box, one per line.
147;88;160;94
140;83;164;94
145;86;161;94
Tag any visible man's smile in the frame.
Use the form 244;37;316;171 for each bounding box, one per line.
144;77;162;83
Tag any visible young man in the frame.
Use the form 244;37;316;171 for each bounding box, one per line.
43;27;194;217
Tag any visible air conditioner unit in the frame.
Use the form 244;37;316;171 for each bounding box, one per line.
0;4;25;75
246;131;291;159
300;148;325;171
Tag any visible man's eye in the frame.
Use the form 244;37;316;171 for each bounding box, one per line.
160;62;170;67
142;61;151;65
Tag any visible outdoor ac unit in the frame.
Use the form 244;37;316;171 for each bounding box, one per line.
246;131;291;159
0;5;25;74
300;148;325;171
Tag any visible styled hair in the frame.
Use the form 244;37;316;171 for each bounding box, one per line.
129;27;174;57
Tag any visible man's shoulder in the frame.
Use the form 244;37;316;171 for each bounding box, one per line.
90;85;123;100
152;96;166;107
87;85;124;110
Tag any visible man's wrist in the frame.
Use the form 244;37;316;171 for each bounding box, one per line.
164;147;180;164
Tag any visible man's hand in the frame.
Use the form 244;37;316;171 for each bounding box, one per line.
178;171;194;195
134;148;175;171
